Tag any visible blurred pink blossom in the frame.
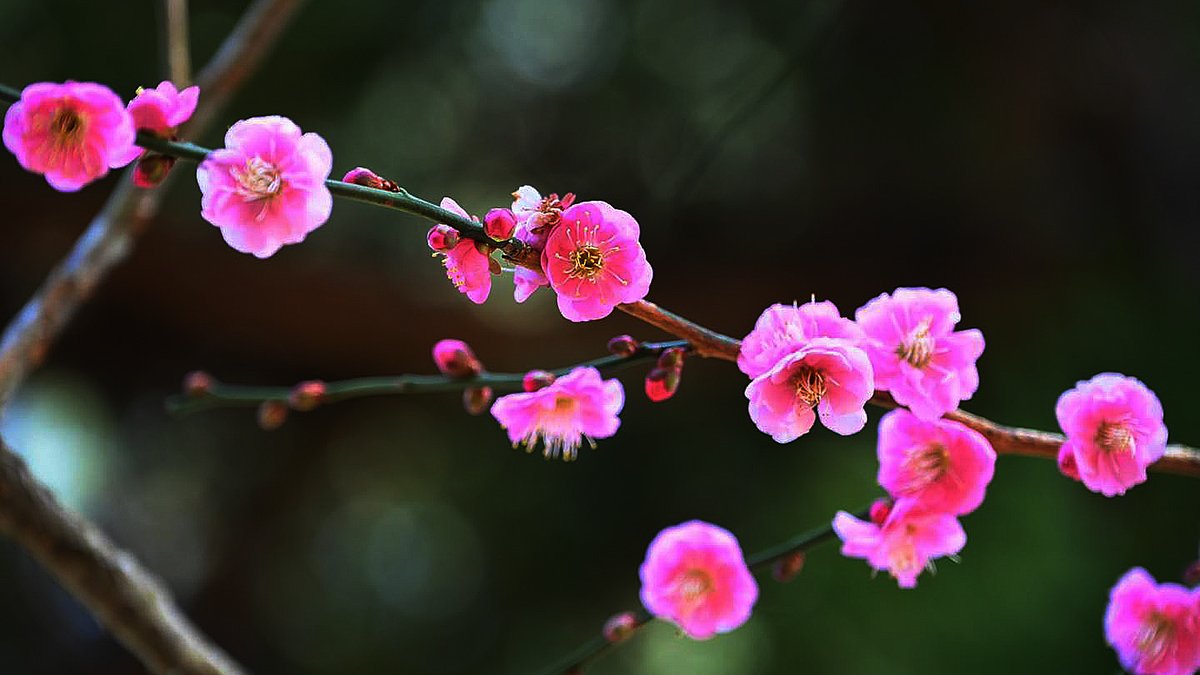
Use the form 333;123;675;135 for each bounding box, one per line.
1105;567;1200;675
113;80;198;165
833;498;966;589
489;366;623;460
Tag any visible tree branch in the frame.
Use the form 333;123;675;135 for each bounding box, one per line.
0;436;244;674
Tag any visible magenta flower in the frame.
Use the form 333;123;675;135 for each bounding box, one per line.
431;197;493;304
113;80;199;165
876;409;996;515
738;300;865;379
509;185;575;303
1055;373;1168;497
196;116;332;258
542;201;652;321
855;287;985;421
1105;567;1200;675
489;366;623;460
638;520;758;640
744;338;874;442
3;81;135;192
833;498;966;588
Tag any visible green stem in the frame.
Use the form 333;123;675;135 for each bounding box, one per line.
167;340;687;415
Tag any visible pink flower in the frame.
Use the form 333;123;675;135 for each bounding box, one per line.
876;409;996;515
113;80;199;165
3;81;135;192
196;116;332;258
855;287;985;421
738;300;865;379
833;498;966;589
509;185;574;303
489;366;623;460
638;520;758;640
1105;567;1200;675
744;338;874;442
1055;373;1168;497
542;201;653;322
431;197;493;304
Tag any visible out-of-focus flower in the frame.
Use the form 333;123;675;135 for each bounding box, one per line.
1104;567;1200;675
489;366;623;460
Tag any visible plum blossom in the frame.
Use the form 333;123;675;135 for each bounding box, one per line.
738;300;865;379
429;197;493;304
1056;373;1168;497
489;366;623;460
855;287;984;421
3;81;135;191
113;80;199;166
542;201;652;321
638;520;758;640
833;498;966;589
1104;567;1200;675
744;338;874;442
510;185;574;303
876;409;996;515
196;116;332;258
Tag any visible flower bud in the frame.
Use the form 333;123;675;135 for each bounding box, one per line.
182;370;214;397
133;154;176;188
772;551;806;583
644;367;680;402
463;386;493;415
342;166;402;192
484;208;517;241
607;335;639;357
522;369;556;392
289;380;327;412
657;347;686;370
1056;445;1081;482
427;224;460;252
603;611;640;643
257;400;288;430
869;498;892;525
433;339;483;377
1183;560;1200;587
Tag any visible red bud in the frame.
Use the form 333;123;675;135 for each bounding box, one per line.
522;370;556;392
869;498;892;525
644;367;680;402
484;208;517;241
463;386;494;415
772;551;806;583
427;224;460;252
182;370;214;397
133;154;176;188
607;335;639;357
433;339;483;377
602;611;640;643
289;380;327;411
257;400;288;430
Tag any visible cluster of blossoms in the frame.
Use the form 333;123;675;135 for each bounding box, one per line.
1105;567;1200;675
426;186;654;322
3;80;196;192
738;288;985;443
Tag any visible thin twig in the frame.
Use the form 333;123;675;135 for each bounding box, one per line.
537;507;868;675
167;340;687;415
0;435;244;674
160;0;192;86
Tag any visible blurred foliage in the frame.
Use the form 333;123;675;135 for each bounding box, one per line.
1;0;1199;673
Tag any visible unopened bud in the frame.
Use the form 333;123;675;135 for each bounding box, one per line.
657;347;686;370
133;154;176;188
257;400;288;430
433;339;483;377
869;498;892;525
182;370;214;397
289;380;326;412
523;370;556;392
463;386;493;415
427;224;460;252
772;551;806;583
342;166;402;192
607;335;639;357
1056;445;1081;482
603;611;640;643
644;367;681;402
1183;560;1200;586
484;208;517;241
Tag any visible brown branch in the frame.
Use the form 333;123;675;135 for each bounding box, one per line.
618;299;1200;479
161;0;193;86
0;0;303;409
0;436;244;674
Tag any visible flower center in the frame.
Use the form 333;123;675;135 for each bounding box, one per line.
888;541;919;576
896;319;935;368
1095;421;1135;454
793;366;826;408
568;245;605;279
554;394;576;412
903;443;949;491
233;157;284;200
1135;612;1175;664
51;108;85;146
678;569;713;605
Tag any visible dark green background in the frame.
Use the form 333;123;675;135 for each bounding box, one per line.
1;0;1197;673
